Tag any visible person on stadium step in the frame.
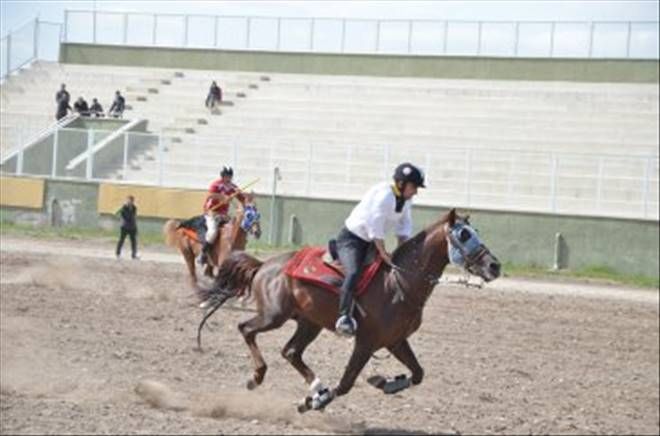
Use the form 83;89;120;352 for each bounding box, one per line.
89;98;104;117
109;90;126;118
73;96;90;117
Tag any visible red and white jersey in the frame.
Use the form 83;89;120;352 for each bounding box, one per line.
203;179;244;214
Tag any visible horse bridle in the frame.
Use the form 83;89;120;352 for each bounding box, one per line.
446;223;490;275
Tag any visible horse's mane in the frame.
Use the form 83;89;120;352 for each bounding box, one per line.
390;211;454;265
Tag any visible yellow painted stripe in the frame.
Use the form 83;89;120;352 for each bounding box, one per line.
97;183;207;219
0;176;45;209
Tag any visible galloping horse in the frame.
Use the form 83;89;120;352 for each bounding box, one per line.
163;193;261;288
197;208;500;412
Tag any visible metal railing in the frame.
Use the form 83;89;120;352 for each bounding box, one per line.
1;128;657;220
1;17;63;80
62;9;659;59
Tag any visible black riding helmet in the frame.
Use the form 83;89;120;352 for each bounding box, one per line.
220;166;234;178
393;162;426;188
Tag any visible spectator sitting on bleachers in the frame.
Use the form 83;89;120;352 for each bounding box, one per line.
109;90;126;118
73;96;90;117
89;98;104;117
205;81;222;109
55;83;71;121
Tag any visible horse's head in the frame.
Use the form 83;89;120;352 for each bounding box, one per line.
443;208;501;282
240;202;262;239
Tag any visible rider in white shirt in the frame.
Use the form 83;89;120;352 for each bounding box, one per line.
335;162;426;337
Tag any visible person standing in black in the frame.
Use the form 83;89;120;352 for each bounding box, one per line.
55;83;72;121
115;195;139;260
205;81;222;109
109;90;126;118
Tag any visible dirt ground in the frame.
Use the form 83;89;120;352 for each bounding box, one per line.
1;237;658;435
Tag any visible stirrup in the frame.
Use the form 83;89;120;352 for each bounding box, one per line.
335;315;357;337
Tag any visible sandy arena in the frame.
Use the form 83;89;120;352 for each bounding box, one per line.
1;236;658;435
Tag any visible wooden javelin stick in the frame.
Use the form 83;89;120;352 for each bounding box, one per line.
207;178;260;212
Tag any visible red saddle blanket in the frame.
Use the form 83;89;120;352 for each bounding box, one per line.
283;246;383;296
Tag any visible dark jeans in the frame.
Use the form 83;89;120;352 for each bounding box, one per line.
336;227;370;317
116;227;137;258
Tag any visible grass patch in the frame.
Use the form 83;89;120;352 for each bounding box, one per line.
1;219;657;289
0;220;166;246
503;262;659;289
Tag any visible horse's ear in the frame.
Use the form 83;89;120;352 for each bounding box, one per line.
447;208;457;226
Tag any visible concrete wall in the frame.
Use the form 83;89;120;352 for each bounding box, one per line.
1;177;658;278
60;43;659;83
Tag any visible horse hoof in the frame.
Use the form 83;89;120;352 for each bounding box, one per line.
246;379;258;390
297;396;312;414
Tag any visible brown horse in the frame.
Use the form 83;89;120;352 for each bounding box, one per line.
198;208;501;412
163;196;261;288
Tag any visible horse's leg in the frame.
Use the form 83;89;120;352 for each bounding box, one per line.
281;318;322;385
300;340;372;412
387;339;424;385
334;341;373;397
182;243;197;288
238;313;288;390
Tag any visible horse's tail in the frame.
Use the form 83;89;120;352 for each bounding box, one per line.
195;250;264;350
196;250;263;303
163;219;180;247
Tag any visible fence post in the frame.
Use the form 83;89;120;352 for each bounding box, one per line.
340;19;346;52
310;18;315;50
86;129;94;180
625;21;632;58
183;15;189;47
17;149;24;175
33;17;40;59
214;16;219;47
64;10;68;42
92;11;97;43
276;17;281;50
407;20;413;53
6;33;11;75
375;20;381;52
50;129;59;177
513;21;520;56
269;166;281;246
245;17;251;48
549;21;555;57
122;132;129;180
123;12;129;44
477;21;482;55
588;21;595;57
152;14;158;45
443;20;449;53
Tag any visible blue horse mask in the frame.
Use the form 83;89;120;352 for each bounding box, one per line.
447;221;486;269
241;205;260;233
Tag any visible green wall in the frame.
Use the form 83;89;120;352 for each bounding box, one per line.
60;43;659;83
3;178;658;278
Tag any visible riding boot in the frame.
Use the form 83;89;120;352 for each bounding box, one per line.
335;288;357;337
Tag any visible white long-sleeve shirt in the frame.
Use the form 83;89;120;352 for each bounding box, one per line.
344;182;413;242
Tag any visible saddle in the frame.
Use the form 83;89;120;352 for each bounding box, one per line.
178;215;207;243
283;242;382;296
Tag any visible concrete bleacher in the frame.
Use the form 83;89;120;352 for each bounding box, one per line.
0;60;658;218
